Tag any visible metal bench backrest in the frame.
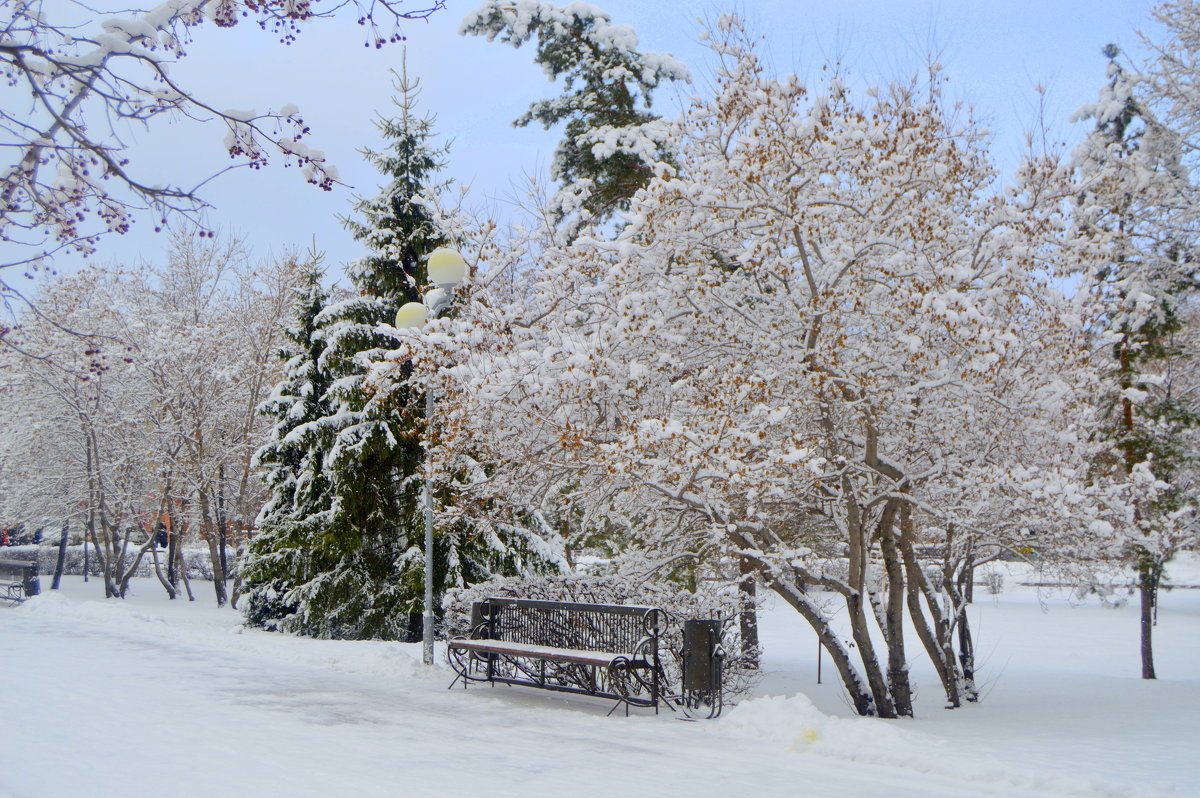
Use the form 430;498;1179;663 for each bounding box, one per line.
477;597;661;656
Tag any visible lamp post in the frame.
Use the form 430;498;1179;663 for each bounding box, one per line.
395;246;467;666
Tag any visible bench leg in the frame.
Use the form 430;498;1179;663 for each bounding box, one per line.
447;644;486;691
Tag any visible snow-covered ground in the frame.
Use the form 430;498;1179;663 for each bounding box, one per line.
2;558;1198;798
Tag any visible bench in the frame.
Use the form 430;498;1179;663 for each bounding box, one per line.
447;597;668;715
0;559;41;605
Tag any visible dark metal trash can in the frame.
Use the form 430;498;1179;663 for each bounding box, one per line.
469;600;495;638
23;560;40;598
682;619;722;692
0;558;40;600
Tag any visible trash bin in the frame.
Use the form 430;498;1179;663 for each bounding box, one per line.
682;619;723;692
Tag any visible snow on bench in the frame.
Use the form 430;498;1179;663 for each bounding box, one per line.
446;597;665;715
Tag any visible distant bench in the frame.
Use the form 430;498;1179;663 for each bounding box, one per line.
447;597;667;716
0;559;40;605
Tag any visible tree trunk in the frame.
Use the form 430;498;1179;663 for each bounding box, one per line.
198;486;228;607
738;557;760;669
52;519;70;590
151;541;176;600
89;514;116;598
173;521;195;601
898;509;964;707
229;527;246;611
116;524;160;598
1139;558;1158;680
768;575;877;717
217;464;229;586
949;534;977;693
95;513;118;599
877;500;912;717
166;521;178;589
82;433;94;584
85;427;119;598
843;484;897;718
957;602;976;687
734;523;877;717
963;543;975;605
148;477;177;599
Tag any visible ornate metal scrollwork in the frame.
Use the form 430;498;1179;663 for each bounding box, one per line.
446;598;726;718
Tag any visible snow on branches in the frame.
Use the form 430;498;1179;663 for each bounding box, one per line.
0;234;304;602
0;0;445;271
1065;18;1200;679
460;0;689;232
374;19;1138;717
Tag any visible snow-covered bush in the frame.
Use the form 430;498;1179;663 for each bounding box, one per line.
1071;572;1133;608
983;570;1005;596
442;574;760;703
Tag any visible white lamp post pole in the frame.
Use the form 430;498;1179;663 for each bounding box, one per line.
395;247;467;667
422;386;435;666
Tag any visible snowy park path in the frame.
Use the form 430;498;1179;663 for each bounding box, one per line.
2;574;1196;798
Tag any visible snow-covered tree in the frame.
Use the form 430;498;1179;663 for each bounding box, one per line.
460;0;689;234
0;235;300;602
240;258;340;629
1070;37;1200;679
0;269;137;597
389;18;1116;718
247;66;557;640
0;0;445;283
246;67;442;639
124;235;296;605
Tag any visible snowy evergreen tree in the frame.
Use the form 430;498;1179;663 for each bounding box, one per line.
461;1;689;233
278;66;447;640
247;65;557;640
240;258;340;631
1072;43;1200;679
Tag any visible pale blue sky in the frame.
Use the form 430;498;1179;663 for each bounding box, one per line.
12;0;1165;279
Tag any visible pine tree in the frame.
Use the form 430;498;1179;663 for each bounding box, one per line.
289;64;448;640
240;257;340;631
461;1;689;232
244;64;561;640
1074;45;1200;679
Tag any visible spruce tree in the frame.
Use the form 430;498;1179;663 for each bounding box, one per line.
1074;45;1200;678
245;65;560;640
240;257;340;631
461;1;689;232
303;64;448;640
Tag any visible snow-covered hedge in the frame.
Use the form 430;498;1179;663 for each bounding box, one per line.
0;544;233;581
442;574;760;702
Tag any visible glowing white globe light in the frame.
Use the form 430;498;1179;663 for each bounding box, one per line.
428;247;467;287
394;302;428;329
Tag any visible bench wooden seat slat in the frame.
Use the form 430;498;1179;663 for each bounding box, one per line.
446;595;728;719
447;638;631;667
446;596;665;714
